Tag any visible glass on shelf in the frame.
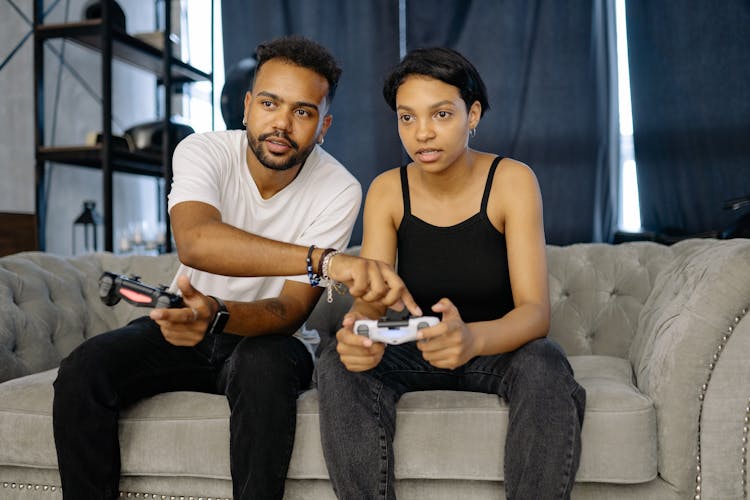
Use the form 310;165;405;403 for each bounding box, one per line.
116;221;167;255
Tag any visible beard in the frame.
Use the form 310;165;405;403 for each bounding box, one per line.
247;130;316;171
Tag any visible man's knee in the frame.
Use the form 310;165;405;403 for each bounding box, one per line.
55;335;109;393
224;336;307;393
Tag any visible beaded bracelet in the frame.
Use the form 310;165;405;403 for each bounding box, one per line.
306;245;321;286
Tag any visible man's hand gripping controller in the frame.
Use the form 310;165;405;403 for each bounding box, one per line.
98;271;183;308
354;317;439;345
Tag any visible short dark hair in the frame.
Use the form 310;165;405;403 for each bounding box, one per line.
255;36;343;104
383;47;490;117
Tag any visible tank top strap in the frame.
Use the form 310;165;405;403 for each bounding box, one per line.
400;166;411;215
480;156;504;213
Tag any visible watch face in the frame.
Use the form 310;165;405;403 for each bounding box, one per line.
209;310;230;336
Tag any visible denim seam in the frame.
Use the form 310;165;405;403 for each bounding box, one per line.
373;380;390;500
555;385;580;499
274;375;297;499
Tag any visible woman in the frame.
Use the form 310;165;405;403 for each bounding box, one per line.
317;47;586;500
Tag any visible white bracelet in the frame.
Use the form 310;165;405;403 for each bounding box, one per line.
321;250;343;303
321;250;340;280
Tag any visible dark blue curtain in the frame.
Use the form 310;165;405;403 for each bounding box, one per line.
221;0;617;245
221;0;402;244
406;0;617;245
626;1;750;236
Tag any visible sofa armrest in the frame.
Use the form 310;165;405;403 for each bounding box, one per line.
700;313;750;499
628;238;750;496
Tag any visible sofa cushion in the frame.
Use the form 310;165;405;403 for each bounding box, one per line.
0;355;656;486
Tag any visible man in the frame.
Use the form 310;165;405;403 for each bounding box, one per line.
53;36;417;500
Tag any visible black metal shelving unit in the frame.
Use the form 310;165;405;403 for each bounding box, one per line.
33;0;213;252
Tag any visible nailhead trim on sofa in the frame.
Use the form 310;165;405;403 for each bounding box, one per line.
694;305;749;500
2;482;58;493
0;482;232;500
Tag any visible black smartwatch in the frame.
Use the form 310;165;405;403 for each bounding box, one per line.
206;295;230;336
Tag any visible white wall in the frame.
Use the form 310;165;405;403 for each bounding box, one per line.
0;0;166;255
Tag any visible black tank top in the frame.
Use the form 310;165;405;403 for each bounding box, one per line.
396;156;514;323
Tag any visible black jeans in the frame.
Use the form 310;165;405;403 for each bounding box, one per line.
317;337;586;500
52;317;313;500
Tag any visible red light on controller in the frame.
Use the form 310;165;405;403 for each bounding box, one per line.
120;288;151;303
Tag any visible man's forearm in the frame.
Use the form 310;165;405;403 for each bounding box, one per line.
222;294;320;337
176;220;331;278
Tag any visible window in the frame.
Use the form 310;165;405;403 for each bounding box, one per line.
615;0;641;231
179;0;225;132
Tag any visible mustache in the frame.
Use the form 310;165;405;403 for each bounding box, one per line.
258;130;299;150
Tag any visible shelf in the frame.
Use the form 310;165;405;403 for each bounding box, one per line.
37;145;164;177
33;0;214;253
35;20;212;84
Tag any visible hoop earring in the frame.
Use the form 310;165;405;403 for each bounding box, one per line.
470;128;477;138
318;137;325;145
242;117;247;127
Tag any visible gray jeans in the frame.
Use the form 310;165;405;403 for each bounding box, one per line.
316;337;585;500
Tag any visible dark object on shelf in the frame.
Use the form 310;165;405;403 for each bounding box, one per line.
720;194;750;239
72;200;102;254
85;131;130;151
82;0;126;31
221;57;257;129
124;120;195;156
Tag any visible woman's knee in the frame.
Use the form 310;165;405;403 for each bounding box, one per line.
511;338;575;388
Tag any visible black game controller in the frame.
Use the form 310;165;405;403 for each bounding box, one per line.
98;271;183;309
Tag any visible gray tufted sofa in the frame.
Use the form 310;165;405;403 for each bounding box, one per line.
1;239;749;500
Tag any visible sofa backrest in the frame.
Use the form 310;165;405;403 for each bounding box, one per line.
306;241;674;359
0;251;179;383
546;241;673;357
0;240;707;384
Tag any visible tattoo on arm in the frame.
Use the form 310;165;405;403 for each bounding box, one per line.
263;299;288;320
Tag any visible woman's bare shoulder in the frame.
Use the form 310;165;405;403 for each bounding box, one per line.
367;166;403;200
495;157;540;193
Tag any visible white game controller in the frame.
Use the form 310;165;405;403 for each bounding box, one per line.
354;316;440;345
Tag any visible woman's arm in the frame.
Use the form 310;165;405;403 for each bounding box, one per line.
336;169;417;371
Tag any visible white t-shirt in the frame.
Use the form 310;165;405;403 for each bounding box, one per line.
167;130;361;350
